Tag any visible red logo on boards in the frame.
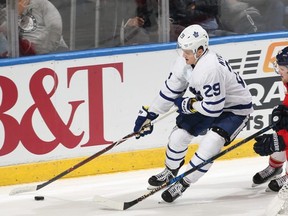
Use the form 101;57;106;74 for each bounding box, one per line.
0;63;124;156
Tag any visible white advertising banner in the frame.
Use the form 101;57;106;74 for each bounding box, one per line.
0;37;287;166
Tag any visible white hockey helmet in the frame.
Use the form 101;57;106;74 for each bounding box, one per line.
177;24;209;54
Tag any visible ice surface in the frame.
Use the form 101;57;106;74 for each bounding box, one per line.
0;157;278;216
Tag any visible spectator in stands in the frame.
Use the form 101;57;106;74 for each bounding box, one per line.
120;0;158;45
219;0;264;34
18;0;68;55
219;0;286;34
169;0;236;39
243;0;286;32
122;0;223;45
0;0;8;57
170;0;219;34
0;0;68;57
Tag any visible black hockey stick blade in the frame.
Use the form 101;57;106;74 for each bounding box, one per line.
94;124;273;210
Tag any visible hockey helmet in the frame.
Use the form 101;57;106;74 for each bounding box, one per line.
273;46;288;74
276;46;288;66
177;24;209;54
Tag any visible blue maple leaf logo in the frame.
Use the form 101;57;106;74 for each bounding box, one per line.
193;31;199;38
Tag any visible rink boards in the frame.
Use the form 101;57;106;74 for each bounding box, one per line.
0;32;287;186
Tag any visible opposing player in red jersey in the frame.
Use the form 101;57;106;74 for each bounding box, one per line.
253;46;288;192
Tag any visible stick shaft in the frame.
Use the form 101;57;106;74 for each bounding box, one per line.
36;132;136;190
38;108;177;189
10;107;177;195
123;124;273;210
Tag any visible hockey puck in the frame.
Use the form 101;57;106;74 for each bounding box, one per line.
34;196;44;201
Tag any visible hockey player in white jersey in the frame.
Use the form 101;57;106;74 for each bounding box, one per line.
133;24;253;203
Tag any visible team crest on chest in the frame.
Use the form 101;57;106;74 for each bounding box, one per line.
18;9;37;33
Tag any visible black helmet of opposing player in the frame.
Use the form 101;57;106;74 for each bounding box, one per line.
274;46;288;74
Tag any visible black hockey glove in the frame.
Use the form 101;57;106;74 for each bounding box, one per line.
253;133;286;156
133;106;159;139
174;97;197;114
271;105;288;131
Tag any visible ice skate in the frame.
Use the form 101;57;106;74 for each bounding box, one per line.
161;178;190;203
147;161;184;190
266;175;288;192
252;166;283;187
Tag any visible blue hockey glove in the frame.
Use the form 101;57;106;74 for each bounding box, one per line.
174;97;197;114
133;106;159;139
253;133;286;156
271;105;288;131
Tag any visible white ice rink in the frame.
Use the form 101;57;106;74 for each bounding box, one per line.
0;156;281;216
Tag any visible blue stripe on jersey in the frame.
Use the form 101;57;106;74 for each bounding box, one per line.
160;91;175;102
224;102;253;110
204;97;225;105
201;102;223;114
165;80;186;94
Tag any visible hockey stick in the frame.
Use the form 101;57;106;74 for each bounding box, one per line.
265;173;288;215
94;124;274;210
265;194;286;216
9;107;177;196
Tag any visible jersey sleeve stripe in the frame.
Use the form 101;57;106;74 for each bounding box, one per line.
165;80;186;94
159;91;175;102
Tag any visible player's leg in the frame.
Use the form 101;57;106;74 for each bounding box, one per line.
252;152;285;187
147;126;192;188
267;158;288;192
161;112;248;203
148;113;214;189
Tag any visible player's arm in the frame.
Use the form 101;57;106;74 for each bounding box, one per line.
133;71;187;138
133;58;189;138
148;57;189;114
149;71;188;114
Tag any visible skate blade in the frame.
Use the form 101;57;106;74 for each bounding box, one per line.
251;183;262;188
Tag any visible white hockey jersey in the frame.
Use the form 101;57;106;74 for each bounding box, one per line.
149;49;253;117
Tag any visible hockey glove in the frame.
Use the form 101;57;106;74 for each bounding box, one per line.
253;133;286;156
174;97;197;114
271;105;288;131
133;106;159;139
